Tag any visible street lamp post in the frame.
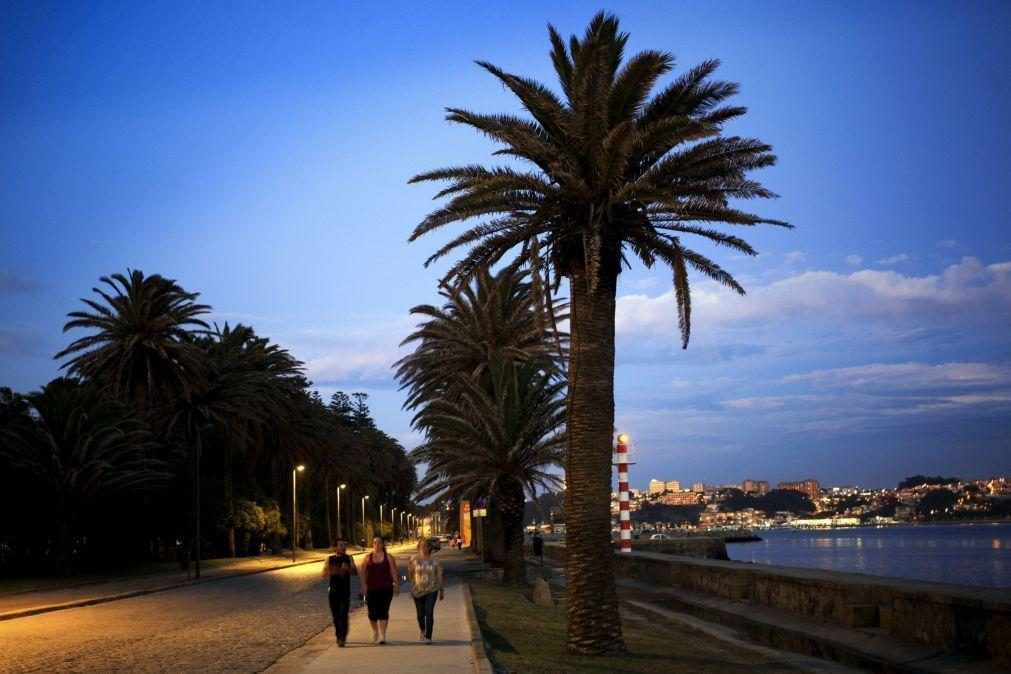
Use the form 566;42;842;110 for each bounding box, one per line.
292;464;305;563
336;483;346;540
361;495;370;548
379;504;385;539
400;511;405;542
391;507;398;543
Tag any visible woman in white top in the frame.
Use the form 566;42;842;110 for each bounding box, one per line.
407;538;444;643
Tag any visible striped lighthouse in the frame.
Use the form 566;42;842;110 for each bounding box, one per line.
615;433;633;553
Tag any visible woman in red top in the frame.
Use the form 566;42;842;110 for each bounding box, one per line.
358;535;399;644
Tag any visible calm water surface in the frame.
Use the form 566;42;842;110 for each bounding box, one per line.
726;522;1011;588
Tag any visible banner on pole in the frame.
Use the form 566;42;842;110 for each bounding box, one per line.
460;500;472;545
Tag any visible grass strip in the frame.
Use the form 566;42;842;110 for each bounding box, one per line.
468;577;791;673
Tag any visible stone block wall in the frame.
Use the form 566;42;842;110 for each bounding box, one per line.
539;542;1011;661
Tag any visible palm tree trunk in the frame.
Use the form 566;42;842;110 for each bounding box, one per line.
498;482;526;583
564;264;625;654
224;434;236;558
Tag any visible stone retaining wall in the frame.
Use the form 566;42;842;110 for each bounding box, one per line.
628;537;729;559
541;542;1011;661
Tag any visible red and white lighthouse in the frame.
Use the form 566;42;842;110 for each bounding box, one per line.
614;433;633;553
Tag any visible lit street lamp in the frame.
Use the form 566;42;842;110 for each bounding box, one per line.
336;483;346;540
292;464;305;563
391;507;398;543
361;495;370;548
379;503;386;539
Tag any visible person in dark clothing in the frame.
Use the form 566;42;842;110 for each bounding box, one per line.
532;531;544;565
322;537;357;647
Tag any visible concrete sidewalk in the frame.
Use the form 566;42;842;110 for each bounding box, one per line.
268;550;484;673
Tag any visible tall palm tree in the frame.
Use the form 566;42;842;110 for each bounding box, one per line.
409;13;789;653
413;356;565;582
0;378;165;574
55;269;211;413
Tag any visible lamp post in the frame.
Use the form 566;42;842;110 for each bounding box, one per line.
336;483;346;540
361;495;370;548
292;464;305;563
379;503;385;539
400;511;405;542
391;507;398;543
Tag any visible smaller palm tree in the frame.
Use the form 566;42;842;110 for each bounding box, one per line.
0;378;166;574
413;355;565;582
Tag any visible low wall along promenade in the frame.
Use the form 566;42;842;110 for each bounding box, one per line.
538;541;1011;662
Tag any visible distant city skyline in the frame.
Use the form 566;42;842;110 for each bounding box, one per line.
2;2;1009;487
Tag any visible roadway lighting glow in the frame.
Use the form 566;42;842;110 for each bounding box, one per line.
340;483;346;489
617;433;629;444
297;464;305;472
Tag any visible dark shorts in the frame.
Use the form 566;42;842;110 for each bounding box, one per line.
366;587;394;621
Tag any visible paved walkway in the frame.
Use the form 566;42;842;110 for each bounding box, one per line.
0;547;377;621
268;549;481;674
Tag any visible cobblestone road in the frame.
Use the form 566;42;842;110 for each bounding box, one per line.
0;561;344;673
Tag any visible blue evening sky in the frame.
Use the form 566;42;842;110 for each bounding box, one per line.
2;2;1009;489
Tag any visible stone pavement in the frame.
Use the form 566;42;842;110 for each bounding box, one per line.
268;548;483;674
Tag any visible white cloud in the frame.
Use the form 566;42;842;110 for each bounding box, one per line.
782;362;1011;391
615;257;1011;337
305;349;400;382
784;250;807;264
844;254;863;266
876;253;909;265
936;239;957;248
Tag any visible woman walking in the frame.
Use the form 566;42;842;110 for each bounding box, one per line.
358;535;399;644
408;538;444;644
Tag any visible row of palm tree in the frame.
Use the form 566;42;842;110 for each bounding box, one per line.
0;270;416;575
397;267;566;583
408;12;788;654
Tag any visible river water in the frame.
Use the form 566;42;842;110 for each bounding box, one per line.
725;522;1011;589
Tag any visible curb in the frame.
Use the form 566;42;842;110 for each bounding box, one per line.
0;555;329;622
462;582;495;674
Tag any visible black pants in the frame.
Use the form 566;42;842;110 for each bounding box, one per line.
413;591;438;639
328;588;351;640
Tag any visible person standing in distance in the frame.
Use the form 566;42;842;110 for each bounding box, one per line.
322;537;357;647
358;535;399;644
408;538;444;643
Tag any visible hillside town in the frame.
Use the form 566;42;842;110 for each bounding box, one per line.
608;475;1011;534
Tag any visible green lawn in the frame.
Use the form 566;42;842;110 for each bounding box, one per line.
469;578;792;674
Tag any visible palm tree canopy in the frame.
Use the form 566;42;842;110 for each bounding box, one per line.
55;269;211;405
394;266;565;419
411;354;565;505
410;11;789;347
0;378;166;507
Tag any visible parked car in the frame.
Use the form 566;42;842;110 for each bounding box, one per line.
427;536;442;551
650;533;670;540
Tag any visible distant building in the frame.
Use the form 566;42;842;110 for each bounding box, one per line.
665;480;681;492
742;479;760;493
657;491;701;506
691;482;705;493
777;478;821;501
757;480;770;495
649;479;665;494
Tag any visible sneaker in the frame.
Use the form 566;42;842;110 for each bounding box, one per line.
419;631;426;642
371;628;379;643
337;639;346;648
425;637;432;644
378;635;386;645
